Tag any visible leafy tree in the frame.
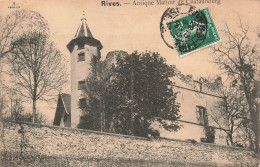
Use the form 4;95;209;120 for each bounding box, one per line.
78;51;121;132
111;51;180;136
212;19;260;154
79;51;181;137
7;32;67;123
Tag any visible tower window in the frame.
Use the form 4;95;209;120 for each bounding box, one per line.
79;98;87;109
196;106;208;125
78;43;85;50
78;80;85;90
78;52;85;62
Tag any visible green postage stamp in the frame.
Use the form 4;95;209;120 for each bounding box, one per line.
167;7;221;57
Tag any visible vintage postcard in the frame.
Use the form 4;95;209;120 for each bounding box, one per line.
0;0;259;166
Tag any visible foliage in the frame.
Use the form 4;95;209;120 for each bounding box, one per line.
78;53;106;131
1;97;46;124
79;51;180;137
3;111;47;124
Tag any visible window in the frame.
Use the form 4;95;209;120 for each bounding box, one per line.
78;52;85;62
196;106;208;125
194;80;203;92
77;43;85;50
79;98;87;109
78;80;85;90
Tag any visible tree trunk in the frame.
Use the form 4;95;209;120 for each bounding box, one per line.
230;120;234;146
32;98;36;123
254;103;259;156
33;75;37;123
240;77;258;153
143;117;148;137
100;99;105;132
229;133;234;146
246;125;255;151
130;54;134;135
0;96;3;121
10;98;13;120
226;138;230;146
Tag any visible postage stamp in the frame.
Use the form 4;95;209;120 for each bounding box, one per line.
166;7;221;57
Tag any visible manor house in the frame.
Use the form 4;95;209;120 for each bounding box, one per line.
53;16;228;145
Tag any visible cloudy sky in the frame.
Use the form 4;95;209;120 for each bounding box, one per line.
0;0;259;122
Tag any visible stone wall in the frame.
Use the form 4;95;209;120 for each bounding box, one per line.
0;121;259;167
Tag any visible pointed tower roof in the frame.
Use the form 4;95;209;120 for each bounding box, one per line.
67;15;102;53
74;18;93;38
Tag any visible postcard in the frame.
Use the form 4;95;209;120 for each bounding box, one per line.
0;0;259;166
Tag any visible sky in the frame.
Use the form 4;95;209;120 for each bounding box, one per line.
0;0;260;123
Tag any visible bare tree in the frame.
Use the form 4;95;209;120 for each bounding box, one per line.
0;10;49;59
0;11;21;119
0;12;20;59
213;19;260;154
0;10;49;121
8;31;67;123
209;80;249;146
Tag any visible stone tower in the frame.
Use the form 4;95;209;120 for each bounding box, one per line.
67;17;102;128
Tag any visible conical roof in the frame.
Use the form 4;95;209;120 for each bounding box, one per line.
67;17;103;53
74;18;93;38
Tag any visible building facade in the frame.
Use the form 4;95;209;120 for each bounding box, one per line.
154;73;228;145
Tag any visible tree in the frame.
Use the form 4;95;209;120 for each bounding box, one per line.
78;51;125;132
79;51;181;137
0;11;23;59
8;32;67;123
207;78;249;146
0;10;49;59
112;52;180;137
0;10;49;122
78;52;105;131
0;11;26;119
212;19;260;154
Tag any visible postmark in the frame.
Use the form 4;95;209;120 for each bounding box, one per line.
160;5;196;50
161;7;221;57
